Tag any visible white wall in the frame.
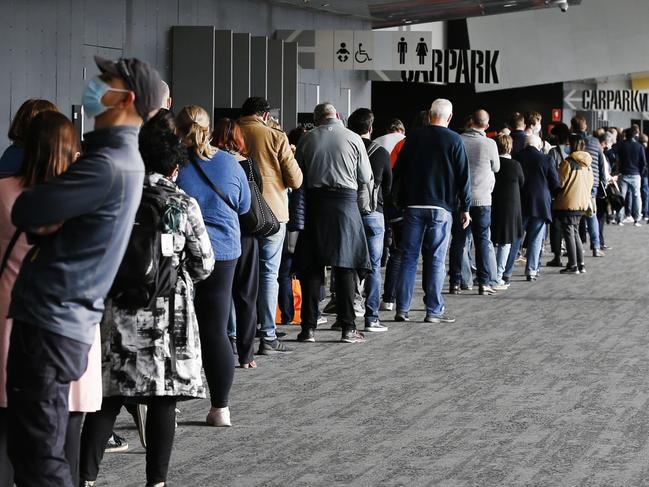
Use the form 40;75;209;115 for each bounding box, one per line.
467;0;649;92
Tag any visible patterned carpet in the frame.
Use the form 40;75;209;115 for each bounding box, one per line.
100;223;649;486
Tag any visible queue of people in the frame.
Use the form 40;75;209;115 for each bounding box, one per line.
0;52;643;487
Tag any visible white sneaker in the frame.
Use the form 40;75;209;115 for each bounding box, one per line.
206;406;231;427
316;316;328;326
623;216;635;223
379;301;394;311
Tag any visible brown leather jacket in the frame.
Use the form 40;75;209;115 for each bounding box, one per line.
238;116;303;222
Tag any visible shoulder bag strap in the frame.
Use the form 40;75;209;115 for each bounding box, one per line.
0;230;22;279
190;159;238;214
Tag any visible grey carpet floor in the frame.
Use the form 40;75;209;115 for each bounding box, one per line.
99;223;649;487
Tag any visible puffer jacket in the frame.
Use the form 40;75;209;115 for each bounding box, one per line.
553;151;594;212
287;187;305;232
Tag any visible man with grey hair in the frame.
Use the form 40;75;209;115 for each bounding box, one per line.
392;98;471;323
294;102;373;343
449;109;500;296
502;134;559;282
159;80;172;109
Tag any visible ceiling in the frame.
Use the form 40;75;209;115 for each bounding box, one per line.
270;0;583;28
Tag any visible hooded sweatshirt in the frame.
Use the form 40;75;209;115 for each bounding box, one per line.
553;151;594;212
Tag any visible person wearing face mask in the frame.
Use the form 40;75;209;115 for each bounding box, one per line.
5;56;163;487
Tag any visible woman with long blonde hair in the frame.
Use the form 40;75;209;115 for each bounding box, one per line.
175;105;251;427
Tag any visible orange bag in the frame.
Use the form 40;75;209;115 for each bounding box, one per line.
275;278;301;324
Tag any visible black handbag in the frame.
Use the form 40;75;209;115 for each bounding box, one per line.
190;158;280;238
239;158;281;237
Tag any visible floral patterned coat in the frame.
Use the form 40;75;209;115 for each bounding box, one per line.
101;173;214;399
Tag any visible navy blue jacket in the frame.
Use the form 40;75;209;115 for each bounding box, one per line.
0;145;24;179
510;130;527;159
10;126;144;345
392;125;471;213
617;138;647;176
287;187;306;232
516;146;560;222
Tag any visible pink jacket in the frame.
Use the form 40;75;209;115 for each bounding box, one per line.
0;177;101;411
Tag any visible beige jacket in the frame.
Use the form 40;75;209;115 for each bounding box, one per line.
553;151;594;212
239;116;303;222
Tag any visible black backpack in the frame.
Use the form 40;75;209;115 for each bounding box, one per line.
109;185;181;310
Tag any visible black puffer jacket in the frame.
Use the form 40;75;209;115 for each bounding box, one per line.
287;187;305;232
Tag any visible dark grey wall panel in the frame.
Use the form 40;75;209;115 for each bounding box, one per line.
267;39;284;117
250;36;268;99
172;26;214;116
232;33;251;108
214;30;233;109
0;0;370;151
282;42;298;131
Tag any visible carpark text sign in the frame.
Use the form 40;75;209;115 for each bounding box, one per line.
277;30;501;84
566;89;649;112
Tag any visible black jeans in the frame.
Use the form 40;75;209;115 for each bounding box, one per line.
596;198;607;248
549;212;563;259
6;321;90;487
301;267;356;332
0;409;84;487
195;259;237;408
80;396;176;485
277;247;295;324
561;219;584;268
232;236;259;365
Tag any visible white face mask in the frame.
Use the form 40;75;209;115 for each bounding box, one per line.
532;124;542;135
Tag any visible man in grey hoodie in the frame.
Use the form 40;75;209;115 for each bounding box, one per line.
449;110;500;295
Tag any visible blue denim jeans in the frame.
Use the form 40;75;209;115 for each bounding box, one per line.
257;223;286;340
504;216;546;277
642;176;649;218
619;174;642;222
396;207;452;316
449;206;492;286
362;212;385;323
494;243;511;281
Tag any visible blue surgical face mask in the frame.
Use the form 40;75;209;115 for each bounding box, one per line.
81;77;130;120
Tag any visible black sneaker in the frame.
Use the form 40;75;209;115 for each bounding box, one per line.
560;266;579;274
546;258;563;267
341;329;366;343
578;264;586;274
257;339;293;355
297;328;316;342
105;432;129;453
526;275;538;282
448;284;461;295
424;313;456;323
322;298;337;314
394;313;410;322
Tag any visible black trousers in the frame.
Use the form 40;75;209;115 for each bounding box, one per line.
0;408;13;487
562;220;584;268
549;212;563;259
232;236;259;365
596;198;607;247
301;267;356;332
79;396;176;485
6;321;90;487
277;249;295;324
195;259;237;408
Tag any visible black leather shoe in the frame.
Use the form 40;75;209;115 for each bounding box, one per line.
478;285;497;295
448;284;461;295
546;258;563;267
